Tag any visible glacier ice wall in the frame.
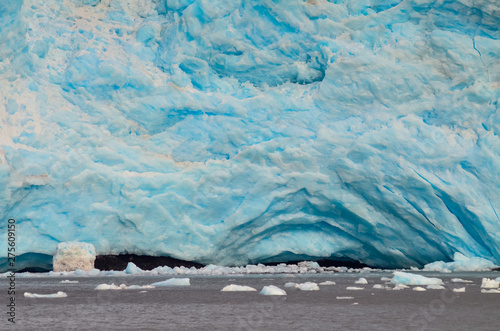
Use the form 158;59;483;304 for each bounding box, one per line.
1;0;499;268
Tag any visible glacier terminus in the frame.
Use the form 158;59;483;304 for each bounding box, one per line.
0;0;499;270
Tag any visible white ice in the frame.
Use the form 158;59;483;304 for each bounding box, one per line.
52;242;95;272
221;284;257;292
260;285;286;296
24;291;67;298
480;278;500;289
391;272;443;286
298;282;319;291
413;287;427;292
451;278;473;283
453;287;466;293
150;278;191;286
354;278;368;284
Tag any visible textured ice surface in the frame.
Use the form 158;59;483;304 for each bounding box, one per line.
52;242;96;272
1;0;500;268
391;271;443;285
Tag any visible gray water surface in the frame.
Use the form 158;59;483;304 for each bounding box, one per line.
3;272;499;331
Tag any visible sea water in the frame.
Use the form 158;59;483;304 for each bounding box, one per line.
3;272;499;330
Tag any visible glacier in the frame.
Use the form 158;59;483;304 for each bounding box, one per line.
0;0;499;270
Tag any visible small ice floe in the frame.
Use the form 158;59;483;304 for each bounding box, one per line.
381;277;392;282
346;287;364;290
95;283;154;290
319;281;336;285
372;284;390;290
481;289;500;294
96;283;126;290
60;280;79;284
127;285;155;290
392;284;409;290
480;278;499;289
426;285;445;290
336;296;354;300
221;284;257;292
260;285;286;296
352;302;359;305
391;272;443;286
150;278;190;286
355;278;368;285
413;287;426;292
298;282;319;291
453;287;466;293
24;291;67;298
451;278;473;283
284;282;299;288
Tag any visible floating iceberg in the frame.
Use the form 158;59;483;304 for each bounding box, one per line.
423;253;498;272
453;287;466;293
480;278;499;289
354;278;368;285
260;285;286;296
413;287;426;292
125;262;144;275
150;278;191;286
319;281;336;286
221;284;256;292
24;291;67;298
298;282;319;291
95;283;154;290
1;0;500;270
391;272;443;286
451;278;473;283
52;242;95;272
346;286;364;291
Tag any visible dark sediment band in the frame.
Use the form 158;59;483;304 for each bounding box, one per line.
94;254;205;271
